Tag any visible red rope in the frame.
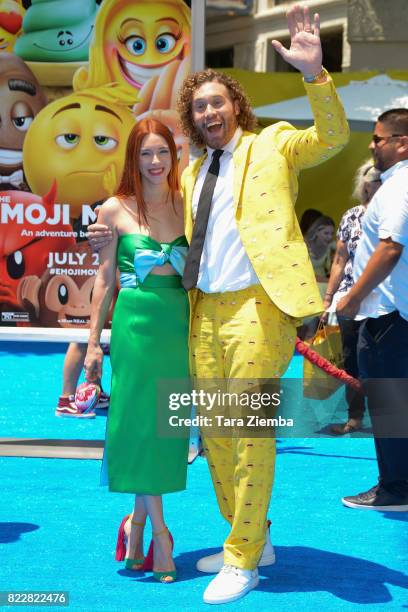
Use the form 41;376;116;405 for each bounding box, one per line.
295;337;364;394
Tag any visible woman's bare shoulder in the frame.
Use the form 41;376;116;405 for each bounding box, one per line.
97;197;123;224
99;196;122;212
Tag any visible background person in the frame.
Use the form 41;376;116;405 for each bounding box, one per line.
337;108;408;511
299;215;335;339
299;208;324;235
324;161;381;434
304;215;336;285
56;342;109;418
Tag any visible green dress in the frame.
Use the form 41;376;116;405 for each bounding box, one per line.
105;234;190;494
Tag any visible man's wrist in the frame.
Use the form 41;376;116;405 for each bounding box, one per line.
345;290;361;308
303;66;327;84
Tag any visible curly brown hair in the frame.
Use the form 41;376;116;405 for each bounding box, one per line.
176;69;257;148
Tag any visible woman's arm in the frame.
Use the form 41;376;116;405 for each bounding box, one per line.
85;203;118;381
322;239;348;311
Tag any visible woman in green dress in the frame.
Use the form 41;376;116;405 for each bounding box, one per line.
84;118;189;583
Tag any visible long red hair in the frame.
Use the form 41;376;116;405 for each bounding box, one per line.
116;118;180;226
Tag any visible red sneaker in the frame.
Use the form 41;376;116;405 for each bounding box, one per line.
97;391;110;409
55;395;96;418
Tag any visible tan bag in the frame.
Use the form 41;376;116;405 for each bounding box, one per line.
303;324;344;400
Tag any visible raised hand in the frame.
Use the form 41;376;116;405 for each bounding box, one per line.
272;4;323;76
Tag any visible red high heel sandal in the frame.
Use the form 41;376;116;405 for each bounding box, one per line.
115;514;153;571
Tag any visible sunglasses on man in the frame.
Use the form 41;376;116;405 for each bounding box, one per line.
371;134;404;145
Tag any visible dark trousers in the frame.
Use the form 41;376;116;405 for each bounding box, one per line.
357;310;408;487
338;317;366;420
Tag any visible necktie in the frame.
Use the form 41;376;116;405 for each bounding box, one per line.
182;149;223;290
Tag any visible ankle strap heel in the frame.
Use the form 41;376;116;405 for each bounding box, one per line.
152;527;176;583
124;516;146;571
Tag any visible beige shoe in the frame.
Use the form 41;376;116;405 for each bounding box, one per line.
331;418;362;435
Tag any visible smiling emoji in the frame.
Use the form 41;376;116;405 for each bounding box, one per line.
14;0;98;62
0;52;47;190
0;0;24;53
73;0;190;95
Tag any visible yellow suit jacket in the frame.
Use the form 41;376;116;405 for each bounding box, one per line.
182;75;349;321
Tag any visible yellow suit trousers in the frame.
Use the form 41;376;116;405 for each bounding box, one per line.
191;285;296;569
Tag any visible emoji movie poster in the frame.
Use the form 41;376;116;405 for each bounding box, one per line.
0;0;191;330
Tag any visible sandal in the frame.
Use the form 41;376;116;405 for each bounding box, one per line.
152;527;176;583
115;515;150;571
330;418;362;435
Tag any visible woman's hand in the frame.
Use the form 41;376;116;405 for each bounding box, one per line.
322;294;333;311
84;344;104;382
320;294;333;324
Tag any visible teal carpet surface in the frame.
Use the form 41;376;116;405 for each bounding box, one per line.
1;442;407;611
0;343;407;610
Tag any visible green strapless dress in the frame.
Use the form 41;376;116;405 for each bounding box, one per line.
105;234;190;494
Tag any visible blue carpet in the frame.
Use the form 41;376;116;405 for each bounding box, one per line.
0;441;407;611
0;343;353;440
1;343;407;609
0;342;111;439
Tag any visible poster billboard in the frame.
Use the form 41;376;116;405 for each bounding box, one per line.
0;0;191;334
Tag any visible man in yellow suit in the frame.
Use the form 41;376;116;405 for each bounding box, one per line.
176;4;348;605
88;4;349;605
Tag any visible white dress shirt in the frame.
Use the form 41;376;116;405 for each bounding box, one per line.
192;127;260;293
353;159;408;321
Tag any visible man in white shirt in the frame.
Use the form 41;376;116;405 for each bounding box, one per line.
176;5;348;605
337;108;408;512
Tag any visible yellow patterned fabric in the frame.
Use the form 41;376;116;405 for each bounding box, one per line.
191;285;296;569
183;74;349;570
182;74;349;320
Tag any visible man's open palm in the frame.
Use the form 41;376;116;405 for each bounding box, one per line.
272;4;322;75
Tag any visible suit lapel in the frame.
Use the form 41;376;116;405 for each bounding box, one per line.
184;155;206;244
232;131;256;212
184;132;255;242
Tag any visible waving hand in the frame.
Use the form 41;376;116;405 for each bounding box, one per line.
272;4;323;76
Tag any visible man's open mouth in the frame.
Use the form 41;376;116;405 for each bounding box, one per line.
206;121;223;134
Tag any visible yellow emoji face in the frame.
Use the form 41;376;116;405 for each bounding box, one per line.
23;89;135;219
0;0;25;52
102;0;190;90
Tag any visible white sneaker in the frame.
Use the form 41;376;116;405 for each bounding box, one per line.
203;565;259;604
197;528;275;573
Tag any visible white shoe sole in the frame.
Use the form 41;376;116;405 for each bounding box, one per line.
203;576;259;604
342;498;408;511
55;411;95;419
